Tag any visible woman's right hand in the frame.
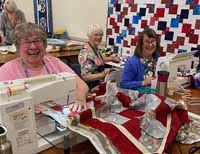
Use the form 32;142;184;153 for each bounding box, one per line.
142;76;155;86
0;36;5;45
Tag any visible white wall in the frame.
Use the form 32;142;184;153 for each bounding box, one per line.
14;0;108;42
14;0;35;22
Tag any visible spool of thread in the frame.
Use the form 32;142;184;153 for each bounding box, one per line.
6;84;27;96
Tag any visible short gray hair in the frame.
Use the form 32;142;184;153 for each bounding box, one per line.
4;0;18;13
13;22;47;49
87;24;103;38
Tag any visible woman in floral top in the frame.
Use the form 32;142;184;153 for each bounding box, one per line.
79;24;115;90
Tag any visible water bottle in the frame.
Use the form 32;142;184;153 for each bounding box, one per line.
0;125;12;154
156;71;169;96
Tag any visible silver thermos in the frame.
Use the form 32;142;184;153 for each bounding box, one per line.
0;125;12;154
156;71;169;96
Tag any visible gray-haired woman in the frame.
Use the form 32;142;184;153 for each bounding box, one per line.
0;0;26;45
0;22;89;112
78;24;117;90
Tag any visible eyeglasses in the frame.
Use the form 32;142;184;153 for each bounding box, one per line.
143;39;156;45
93;33;103;37
21;39;43;47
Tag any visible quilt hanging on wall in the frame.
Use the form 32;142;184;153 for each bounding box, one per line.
107;0;200;56
33;0;53;33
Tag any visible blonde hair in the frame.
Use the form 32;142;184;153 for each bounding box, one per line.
87;24;103;38
4;0;18;13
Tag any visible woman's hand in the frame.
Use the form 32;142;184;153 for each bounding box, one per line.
103;53;120;63
101;68;112;78
69;99;87;112
72;76;89;112
142;76;155;86
34;104;48;114
110;54;120;63
0;36;5;45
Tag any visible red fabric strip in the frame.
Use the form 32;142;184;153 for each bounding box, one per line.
156;101;171;126
122;118;142;139
79;109;93;123
119;109;144;118
81;118;142;154
116;92;132;107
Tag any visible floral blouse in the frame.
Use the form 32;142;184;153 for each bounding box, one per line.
78;47;104;76
143;59;157;78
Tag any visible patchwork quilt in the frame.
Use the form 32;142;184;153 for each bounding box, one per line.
66;83;200;154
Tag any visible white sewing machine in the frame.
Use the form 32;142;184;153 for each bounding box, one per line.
152;52;197;89
0;72;76;154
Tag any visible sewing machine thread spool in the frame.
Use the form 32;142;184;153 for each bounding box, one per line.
156;71;169;96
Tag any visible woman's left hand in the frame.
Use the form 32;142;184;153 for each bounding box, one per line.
110;54;120;63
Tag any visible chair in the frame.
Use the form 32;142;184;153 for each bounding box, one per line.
70;63;81;77
104;69;122;86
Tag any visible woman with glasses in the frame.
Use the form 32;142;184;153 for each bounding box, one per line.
79;24;117;90
0;0;26;45
0;22;89;112
120;28;160;90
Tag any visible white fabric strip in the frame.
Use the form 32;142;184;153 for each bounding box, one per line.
188;112;200;121
155;113;172;154
96;117;151;154
68;124;108;154
79;124;119;154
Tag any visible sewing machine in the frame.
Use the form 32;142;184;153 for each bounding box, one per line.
152;52;197;89
0;72;76;154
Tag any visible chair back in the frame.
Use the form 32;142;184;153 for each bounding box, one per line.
70;63;81;77
104;69;122;86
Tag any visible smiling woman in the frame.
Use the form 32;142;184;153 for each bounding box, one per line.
78;24;115;90
13;22;47;71
120;28;160;90
0;22;89;112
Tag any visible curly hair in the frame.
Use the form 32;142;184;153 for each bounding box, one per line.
87;24;103;38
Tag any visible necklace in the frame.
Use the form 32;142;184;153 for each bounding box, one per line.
88;41;104;63
21;59;50;77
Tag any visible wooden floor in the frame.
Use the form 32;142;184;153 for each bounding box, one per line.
39;140;99;154
39;139;200;154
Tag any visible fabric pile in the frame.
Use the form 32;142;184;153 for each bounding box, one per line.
67;82;200;154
